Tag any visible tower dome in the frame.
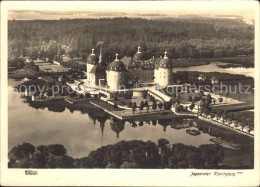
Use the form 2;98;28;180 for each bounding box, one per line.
110;117;125;138
159;51;172;68
107;53;126;71
133;46;143;62
87;48;98;64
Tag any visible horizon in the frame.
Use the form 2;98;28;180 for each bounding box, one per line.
6;1;256;24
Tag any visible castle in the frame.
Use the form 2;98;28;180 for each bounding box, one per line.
85;47;173;91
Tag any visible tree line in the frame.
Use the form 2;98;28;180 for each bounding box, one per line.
8;139;224;169
8;17;254;62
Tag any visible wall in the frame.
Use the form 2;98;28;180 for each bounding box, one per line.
107;71;125;91
158;68;172;88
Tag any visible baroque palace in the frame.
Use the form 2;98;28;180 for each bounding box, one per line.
86;47;173;90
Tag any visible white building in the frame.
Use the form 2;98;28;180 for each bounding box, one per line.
86;49;98;77
198;74;207;81
106;53;126;91
155;51;173;88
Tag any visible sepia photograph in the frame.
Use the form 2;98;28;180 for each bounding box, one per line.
1;0;259;186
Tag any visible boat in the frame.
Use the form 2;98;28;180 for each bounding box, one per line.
186;129;201;136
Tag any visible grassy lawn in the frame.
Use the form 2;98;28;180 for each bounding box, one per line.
91;99;123;111
112;97;154;107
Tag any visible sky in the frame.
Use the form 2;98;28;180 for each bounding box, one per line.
6;1;257;24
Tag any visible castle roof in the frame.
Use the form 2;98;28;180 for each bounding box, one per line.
87;49;98;65
89;64;107;74
120;56;134;69
107;53;126;72
133;47;143;62
159;51;172;68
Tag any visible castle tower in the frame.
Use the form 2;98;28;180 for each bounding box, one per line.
157;51;172;88
86;48;98;77
106;53;126;91
133;46;143;62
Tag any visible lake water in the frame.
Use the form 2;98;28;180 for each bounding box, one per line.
8;79;215;158
173;62;254;78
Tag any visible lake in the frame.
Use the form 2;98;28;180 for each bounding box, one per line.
173;62;254;78
8;78;215;158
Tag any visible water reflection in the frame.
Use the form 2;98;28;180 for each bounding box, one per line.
8;79;215;158
110;117;125;138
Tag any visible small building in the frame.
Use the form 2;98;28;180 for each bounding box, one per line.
89;65;106;86
198;74;207;81
243;126;250;133
230;122;236;128
236;124;243;131
53;60;61;66
212;117;218;121
210;76;219;85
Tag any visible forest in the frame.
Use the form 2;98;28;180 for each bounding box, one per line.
8;17;254;62
8;139;225;169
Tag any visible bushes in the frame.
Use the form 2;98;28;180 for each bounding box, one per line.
8;57;25;68
24;61;39;72
9;140;226;169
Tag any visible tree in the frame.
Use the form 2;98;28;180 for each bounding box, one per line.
222;110;228;123
152;101;157;111
114;103;118;109
9;143;35;160
146;105;150;113
157;138;170;168
47;144;67;156
189;103;195;110
132;105;136;114
128;102;133;108
199;144;224;168
143;92;147;99
29;48;39;60
144;100;148;107
80;94;84;99
8;57;25;68
86;93;91;99
206;94;212;104
24;61;40;72
158;103;163;111
218;97;223;104
164;102;172;110
139;102;144;113
193;96;200;102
